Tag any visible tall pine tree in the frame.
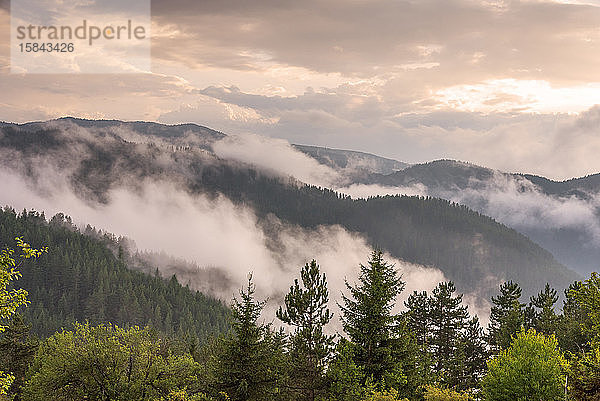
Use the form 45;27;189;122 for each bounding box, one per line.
428;281;468;387
454;316;488;392
403;291;433;387
340;250;405;388
557;281;592;356
277;260;334;401
213;274;285;401
488;281;525;351
529;283;558;335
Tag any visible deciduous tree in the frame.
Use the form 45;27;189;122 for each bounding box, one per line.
482;329;566;401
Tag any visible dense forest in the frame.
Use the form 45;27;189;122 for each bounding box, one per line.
0;207;230;339
0;121;578;299
1;223;599;400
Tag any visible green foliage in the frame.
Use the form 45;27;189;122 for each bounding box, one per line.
566;275;600;400
569;344;600;400
429;282;469;387
403;291;434;391
454;317;488;393
529;283;558;335
571;272;600;343
487;281;525;351
482;329;567;401
340;250;406;388
423;386;471;401
212;275;286;401
0;237;46;332
22;322;200;401
277;260;333;401
403;285;486;394
156;388;218;401
0;208;230;340
0;313;38;400
0;237;45;396
324;338;367;401
362;388;409;401
557;281;592;357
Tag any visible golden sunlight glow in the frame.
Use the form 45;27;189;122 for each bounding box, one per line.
434;79;600;113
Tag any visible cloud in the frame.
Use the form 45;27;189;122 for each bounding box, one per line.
212;132;343;187
338;183;427;199
0;166;448;332
437;173;600;245
150;0;600;85
168;83;600;180
3;0;600;182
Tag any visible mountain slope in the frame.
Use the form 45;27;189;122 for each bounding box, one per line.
0;119;579;300
363;159;600;199
293;144;409;177
0;207;230;338
349;159;600;275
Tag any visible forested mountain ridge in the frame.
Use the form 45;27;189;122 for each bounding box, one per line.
293;144;409;177
0;119;579;300
347;159;600;275
0;207;230;338
362;158;600;198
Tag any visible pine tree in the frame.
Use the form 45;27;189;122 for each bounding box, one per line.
404;291;430;351
488;281;525;351
214;274;285;401
556;281;592;356
277;260;334;401
428;281;468;387
529;283;558;335
0;314;38;400
454;316;488;392
339;250;405;388
403;291;433;387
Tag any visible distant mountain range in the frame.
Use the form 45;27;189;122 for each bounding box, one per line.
293;144;409;178
291;143;600;276
356;158;600;199
337;159;600;275
0;118;581;306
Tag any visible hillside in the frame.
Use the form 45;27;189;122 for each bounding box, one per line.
0;119;580;301
363;159;600;199
347;159;600;274
0;207;230;338
293;144;409;178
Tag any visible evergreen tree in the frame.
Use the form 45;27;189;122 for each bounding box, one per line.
324;338;367;401
454;316;488;392
277;260;334;401
403;291;430;352
556;281;592;356
403;291;433;389
213;274;285;401
529;283;558;335
340;250;405;388
488;281;525;351
428;281;468;387
0;313;38;400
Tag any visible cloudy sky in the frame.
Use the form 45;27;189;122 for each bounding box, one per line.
1;0;600;179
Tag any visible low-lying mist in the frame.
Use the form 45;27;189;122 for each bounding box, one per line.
0;167;461;330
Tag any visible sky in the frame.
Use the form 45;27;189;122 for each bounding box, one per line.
1;0;600;180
